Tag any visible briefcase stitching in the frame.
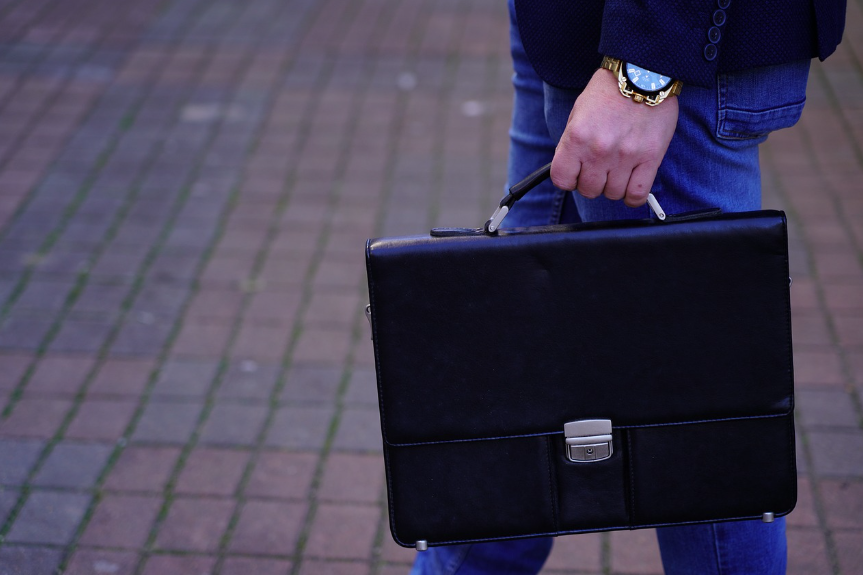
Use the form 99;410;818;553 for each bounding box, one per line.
626;430;637;527
376;411;793;448
544;436;560;532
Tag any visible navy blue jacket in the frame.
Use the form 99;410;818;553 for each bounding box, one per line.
515;0;847;88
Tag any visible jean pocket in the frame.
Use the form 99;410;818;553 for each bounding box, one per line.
717;59;811;141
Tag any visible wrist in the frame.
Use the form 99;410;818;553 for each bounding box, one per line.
600;56;682;106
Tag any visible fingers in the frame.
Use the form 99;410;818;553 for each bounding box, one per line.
549;151;581;193
602;168;630;201
551;157;658;208
623;162;659;207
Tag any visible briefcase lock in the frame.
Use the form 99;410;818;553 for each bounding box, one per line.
564;419;613;462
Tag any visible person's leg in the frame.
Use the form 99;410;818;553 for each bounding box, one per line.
410;539;554;575
503;0;577;228
541;59;810;574
656;518;788;575
409;1;562;572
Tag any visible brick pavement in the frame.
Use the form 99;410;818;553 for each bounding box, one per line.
0;0;860;573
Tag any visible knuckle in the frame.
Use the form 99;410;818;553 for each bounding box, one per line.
619;141;641;160
604;187;625;201
624;191;649;207
587;137;613;158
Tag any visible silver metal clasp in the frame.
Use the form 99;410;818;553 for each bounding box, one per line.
647;193;666;221
486;205;509;233
564;419;613;462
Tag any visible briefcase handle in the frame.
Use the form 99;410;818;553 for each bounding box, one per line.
484;162;666;233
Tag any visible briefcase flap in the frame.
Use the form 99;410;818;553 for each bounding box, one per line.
365;210;793;447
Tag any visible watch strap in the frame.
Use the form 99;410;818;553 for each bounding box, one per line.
600;56;682;106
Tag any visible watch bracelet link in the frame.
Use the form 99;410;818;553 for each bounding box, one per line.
601;56;682;106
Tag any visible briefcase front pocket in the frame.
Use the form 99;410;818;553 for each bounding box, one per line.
386;431;633;546
386;437;558;545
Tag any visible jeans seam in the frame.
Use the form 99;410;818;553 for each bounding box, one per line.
544;436;559;531
626;430;636;526
549;188;565;225
711;522;725;575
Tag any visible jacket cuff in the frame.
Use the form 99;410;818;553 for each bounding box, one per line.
598;0;725;88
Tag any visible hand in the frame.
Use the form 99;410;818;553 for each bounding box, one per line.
550;68;678;207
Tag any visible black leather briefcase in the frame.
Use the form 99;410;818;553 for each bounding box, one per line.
365;166;796;550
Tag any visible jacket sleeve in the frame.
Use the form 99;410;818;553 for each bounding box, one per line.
514;0;841;91
598;0;724;88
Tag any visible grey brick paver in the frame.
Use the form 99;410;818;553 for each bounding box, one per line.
199;403;268;446
0;488;18;525
221;557;292;575
343;368;378;406
280;365;342;403
32;441;113;489
265;406;333;450
140;555;217;575
50;318;116;353
0;439;45;485
332;407;383;453
808;430;863;477
0;546;64;575
151;358;219;397
131;401;203;444
797;389;861;429
217;360;280;400
5;491;91;545
298;560;371;575
64;549;139;575
0;316;54;350
110;320;174;356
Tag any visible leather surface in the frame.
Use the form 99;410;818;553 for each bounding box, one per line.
366;210;797;546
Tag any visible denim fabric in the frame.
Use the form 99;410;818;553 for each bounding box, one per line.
410;1;802;573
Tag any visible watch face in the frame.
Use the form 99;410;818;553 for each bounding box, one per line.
625;64;671;94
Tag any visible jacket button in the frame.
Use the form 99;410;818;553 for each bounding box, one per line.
704;43;718;61
718;0;731;8
713;9;727;26
708;26;721;43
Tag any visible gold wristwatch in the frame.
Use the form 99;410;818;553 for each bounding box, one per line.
601;56;682;106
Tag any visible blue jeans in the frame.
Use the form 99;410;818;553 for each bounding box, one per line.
411;2;808;573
